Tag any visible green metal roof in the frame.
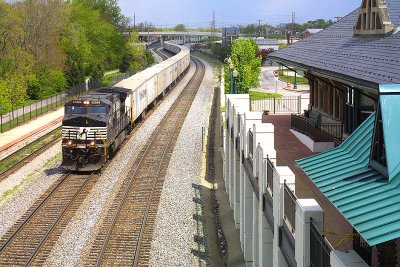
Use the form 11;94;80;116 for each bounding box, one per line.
297;108;400;246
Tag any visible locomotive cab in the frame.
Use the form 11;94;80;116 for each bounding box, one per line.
61;88;133;171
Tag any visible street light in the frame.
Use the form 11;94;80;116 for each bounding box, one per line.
227;57;234;94
232;69;239;94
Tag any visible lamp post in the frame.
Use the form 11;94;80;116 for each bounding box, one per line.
227;57;234;94
294;68;298;89
232;69;239;94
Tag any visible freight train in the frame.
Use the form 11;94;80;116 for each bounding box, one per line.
61;42;190;171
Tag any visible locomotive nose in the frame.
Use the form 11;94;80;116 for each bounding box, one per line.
78;156;85;164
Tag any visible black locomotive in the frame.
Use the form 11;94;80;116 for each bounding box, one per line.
61;88;133;171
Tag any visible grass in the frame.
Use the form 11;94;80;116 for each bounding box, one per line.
0;184;21;204
102;72;124;86
0;130;61;174
0;153;61;207
249;90;282;100
191;51;223;69
0;99;69;133
278;75;309;85
278;68;291;73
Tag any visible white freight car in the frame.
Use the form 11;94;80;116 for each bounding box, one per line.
115;42;190;121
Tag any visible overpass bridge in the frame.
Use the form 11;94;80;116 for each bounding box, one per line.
138;31;222;43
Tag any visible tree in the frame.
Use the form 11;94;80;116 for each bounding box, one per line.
0;0;133;106
174;24;186;32
256;48;274;63
63;1;126;79
211;43;231;61
119;32;148;73
74;0;131;31
28;68;67;99
11;0;69;71
228;39;261;93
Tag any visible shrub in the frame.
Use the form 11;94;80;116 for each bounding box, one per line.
28;68;67;99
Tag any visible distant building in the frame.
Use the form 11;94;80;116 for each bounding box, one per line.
222;27;239;46
302;28;323;38
252;37;280;50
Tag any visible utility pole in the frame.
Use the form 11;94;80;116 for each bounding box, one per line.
134;13;136;30
257;19;262;37
334;16;342;22
211;10;216;39
291;12;295;44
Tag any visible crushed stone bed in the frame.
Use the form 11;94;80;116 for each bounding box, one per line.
149;58;214;266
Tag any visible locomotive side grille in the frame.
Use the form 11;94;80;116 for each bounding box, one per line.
62;126;108;140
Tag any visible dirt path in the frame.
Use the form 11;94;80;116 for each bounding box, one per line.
202;85;245;267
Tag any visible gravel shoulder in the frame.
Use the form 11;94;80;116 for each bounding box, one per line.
149;58;214;266
43;62;197;266
0;143;63;238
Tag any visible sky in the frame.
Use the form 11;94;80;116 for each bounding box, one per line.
119;0;361;28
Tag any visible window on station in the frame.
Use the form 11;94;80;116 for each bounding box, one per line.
370;105;388;177
334;89;340;119
346;87;354;107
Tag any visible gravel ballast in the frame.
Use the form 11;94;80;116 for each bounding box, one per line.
0;143;62;238
44;62;198;266
149;58;214;266
0;57;216;267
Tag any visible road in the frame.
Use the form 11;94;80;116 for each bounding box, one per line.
254;66;310;112
256;66;310;96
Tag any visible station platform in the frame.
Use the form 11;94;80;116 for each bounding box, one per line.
0;107;64;153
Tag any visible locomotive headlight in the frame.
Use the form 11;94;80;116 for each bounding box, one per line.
83;100;90;105
89;141;96;147
66;140;73;147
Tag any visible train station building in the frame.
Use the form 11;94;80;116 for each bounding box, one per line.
273;0;400;265
222;0;400;266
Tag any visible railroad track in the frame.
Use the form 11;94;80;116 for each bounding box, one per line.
0;172;100;266
86;57;205;266
152;48;169;61
0;126;62;180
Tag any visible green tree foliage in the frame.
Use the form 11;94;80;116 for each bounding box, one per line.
211;44;231;61
0;0;34;113
28;68;67;99
174;24;186;31
238;23;272;36
145;51;156;65
0;1;31;112
227;39;261;94
301;19;333;30
0;0;150;112
119;32;150;73
75;0;131;31
67;2;120;77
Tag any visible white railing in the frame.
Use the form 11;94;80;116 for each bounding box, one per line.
222;94;368;267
